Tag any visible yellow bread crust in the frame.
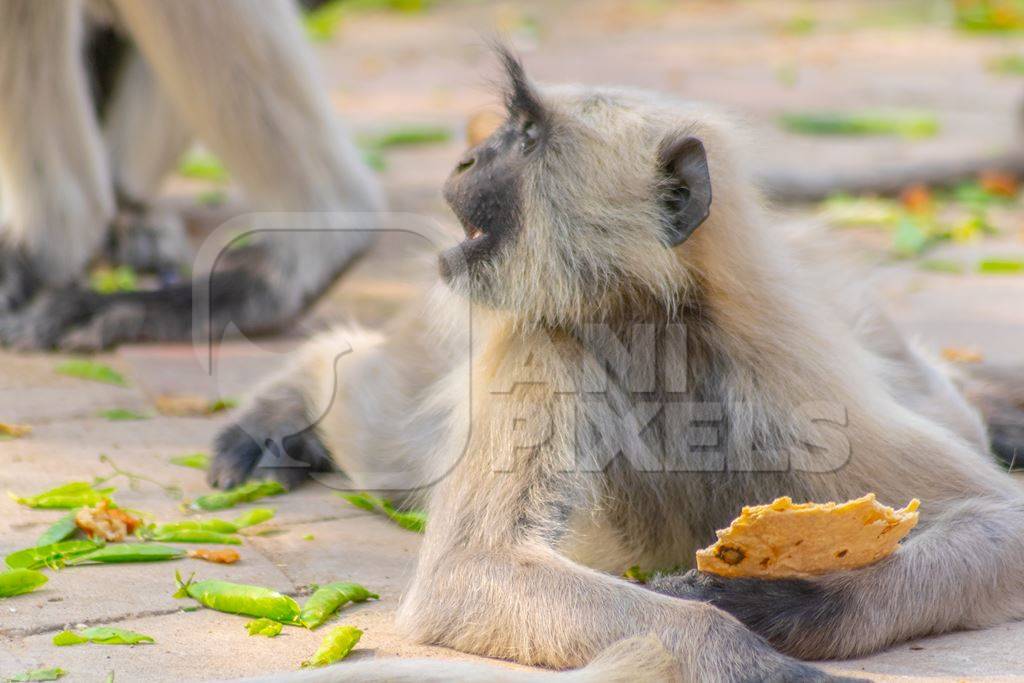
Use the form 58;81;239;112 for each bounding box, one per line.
696;494;920;579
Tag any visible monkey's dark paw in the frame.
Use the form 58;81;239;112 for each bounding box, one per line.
106;204;190;275
649;569;845;659
0;287;106;350
209;392;334;490
0;242;41;313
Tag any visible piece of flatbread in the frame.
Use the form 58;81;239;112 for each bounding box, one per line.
696;494;919;579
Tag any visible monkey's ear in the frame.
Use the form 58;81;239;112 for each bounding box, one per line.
659;136;712;246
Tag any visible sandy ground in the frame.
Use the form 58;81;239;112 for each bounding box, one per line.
3;0;1024;680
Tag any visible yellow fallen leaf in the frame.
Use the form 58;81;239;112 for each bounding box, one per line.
0;422;32;438
941;346;984;364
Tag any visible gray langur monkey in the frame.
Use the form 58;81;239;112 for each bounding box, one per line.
0;0;382;350
211;50;1024;682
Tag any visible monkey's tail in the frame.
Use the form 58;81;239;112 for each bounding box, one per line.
960;364;1024;470
232;635;678;683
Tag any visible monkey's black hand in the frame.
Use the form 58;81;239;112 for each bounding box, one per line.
209;387;334;490
0;242;41;313
648;569;846;659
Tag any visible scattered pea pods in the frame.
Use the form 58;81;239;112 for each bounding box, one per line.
36;511;81;546
0;568;48;598
5;540;102;570
54;627;154;645
189;481;285;511
338;492;425;533
150;529;241;545
301;625;362;667
245;618;282;637
299;582;378;629
9;482;114;509
66;544;184;565
173;571;300;623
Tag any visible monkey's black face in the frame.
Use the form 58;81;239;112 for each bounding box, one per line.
439;118;538;284
439;49;548;289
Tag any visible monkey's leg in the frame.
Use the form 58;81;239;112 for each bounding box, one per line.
0;0;114;310
649;494;1024;659
102;48;192;273
400;499;850;681
1;0;382;350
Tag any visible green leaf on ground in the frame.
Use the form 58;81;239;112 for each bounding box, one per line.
56;360;127;386
170;453;211;470
918;259;965;274
780;110;939;138
977;257;1024;274
988;53;1024;74
90;266;138;294
956;0;1024;32
360;125;452;150
99;409;148;422
7;667;67;681
178;148;228;183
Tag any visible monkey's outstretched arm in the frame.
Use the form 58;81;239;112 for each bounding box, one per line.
0;0;114;308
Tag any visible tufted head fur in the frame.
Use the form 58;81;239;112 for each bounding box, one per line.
440;47;761;329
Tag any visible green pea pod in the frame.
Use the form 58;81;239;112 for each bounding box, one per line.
299;582;378;629
36;511;81;546
9;482;115;509
8;667;66;681
173;571;300;623
302;625;362;667
150;528;241;545
245;618;282;637
189;481;285;511
155;519;239;534
67;543;184;565
338;492;426;533
54;626;154;645
5;540;103;570
232;507;275;529
169;453;210;470
0;568;48;597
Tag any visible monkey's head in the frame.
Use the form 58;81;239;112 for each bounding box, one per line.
441;48;752;326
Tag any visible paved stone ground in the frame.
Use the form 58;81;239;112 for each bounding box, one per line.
3;1;1024;680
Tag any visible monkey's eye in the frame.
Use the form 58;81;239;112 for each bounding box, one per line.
521;119;540;153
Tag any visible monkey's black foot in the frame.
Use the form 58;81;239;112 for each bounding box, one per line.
209;388;334;490
0;287;104;350
0;242;41;313
105;203;190;276
649;569;846;659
